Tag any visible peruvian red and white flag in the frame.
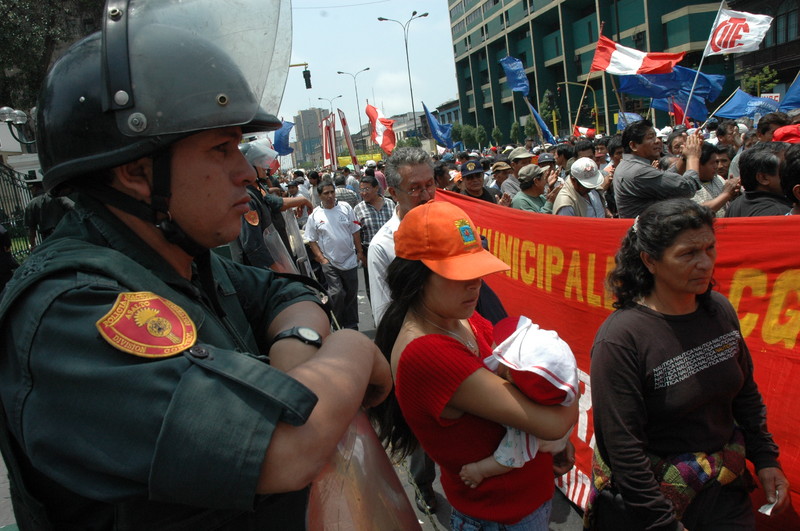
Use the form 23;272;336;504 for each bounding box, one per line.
590;35;685;75
573;125;596;138
704;9;773;56
365;104;396;155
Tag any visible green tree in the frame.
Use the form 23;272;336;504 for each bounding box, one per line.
475;125;487;150
461;124;476;149
491;125;503;147
538;89;561;136
0;1;105;109
395;137;421;149
451;122;463;143
742;66;779;96
524;118;538;142
510;121;521;144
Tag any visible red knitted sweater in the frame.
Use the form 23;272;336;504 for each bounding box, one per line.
395;313;554;524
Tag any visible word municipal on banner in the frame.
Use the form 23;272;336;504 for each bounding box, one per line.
437;190;800;530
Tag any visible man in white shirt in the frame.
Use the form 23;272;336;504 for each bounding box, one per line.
306;179;364;330
367;148;435;326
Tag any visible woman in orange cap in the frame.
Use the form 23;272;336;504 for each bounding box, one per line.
370;201;578;530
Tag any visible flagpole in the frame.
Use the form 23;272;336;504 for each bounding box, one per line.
685;0;725;123
698;88;740;129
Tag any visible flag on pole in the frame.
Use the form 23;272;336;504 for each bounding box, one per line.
616;112;643;132
523;98;557;145
337;109;360;170
618;65;725;102
704;9;773;56
365;104;396;155
591;35;685;75
422;102;454;149
573;125;596;138
714;88;779;119
498;56;530;97
780;76;800;111
272;120;294;156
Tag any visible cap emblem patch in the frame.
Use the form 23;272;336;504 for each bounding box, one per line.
455;219;477;247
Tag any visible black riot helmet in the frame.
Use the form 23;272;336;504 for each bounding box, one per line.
36;0;292;255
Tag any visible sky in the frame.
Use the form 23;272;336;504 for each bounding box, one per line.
277;0;458;141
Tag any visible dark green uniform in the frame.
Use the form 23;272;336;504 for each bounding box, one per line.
0;193;320;530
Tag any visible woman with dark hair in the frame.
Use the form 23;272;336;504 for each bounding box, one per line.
371;201;577;530
586;198;789;530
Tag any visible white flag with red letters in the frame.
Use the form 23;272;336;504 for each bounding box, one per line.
704;9;773;56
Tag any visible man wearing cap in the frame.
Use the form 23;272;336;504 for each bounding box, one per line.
488;160;511;196
511;164;555;214
460;161;498;204
0;2;391;528
553;157;607;217
505;147;533;196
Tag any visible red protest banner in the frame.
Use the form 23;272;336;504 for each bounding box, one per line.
438;190;800;527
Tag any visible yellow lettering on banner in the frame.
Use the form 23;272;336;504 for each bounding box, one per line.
727;268;767;338
586;253;602;307
762;270;800;350
604;256;616;310
497;233;516;279
511;237;520;280
537;243;545;289
564;250;584;302
545;246;564;292
520;240;536;285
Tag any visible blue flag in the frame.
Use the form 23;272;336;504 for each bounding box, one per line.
619;66;725;102
616;112;644;132
651;93;710;122
422;102;453;149
499;56;530;98
715;89;779;119
523;98;557;145
273;120;294;156
779;77;800;111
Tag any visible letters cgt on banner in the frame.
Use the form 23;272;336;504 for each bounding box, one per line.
437;191;800;528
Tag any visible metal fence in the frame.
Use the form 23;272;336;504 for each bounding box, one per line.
0;163;34;261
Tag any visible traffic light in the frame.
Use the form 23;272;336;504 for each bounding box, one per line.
303;68;312;89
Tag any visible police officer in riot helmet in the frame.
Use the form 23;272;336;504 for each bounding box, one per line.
0;1;390;529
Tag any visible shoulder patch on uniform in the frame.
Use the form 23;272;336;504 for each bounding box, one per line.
244;210;259;226
96;292;197;358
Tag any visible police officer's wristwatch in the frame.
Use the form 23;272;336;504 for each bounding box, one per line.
272;326;323;348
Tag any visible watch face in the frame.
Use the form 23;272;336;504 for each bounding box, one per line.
297;327;321;342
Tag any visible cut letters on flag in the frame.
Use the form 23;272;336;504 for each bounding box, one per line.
704;9;773;56
590;35;685;75
365;104;396;156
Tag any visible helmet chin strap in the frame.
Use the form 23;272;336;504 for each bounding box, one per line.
83;149;207;258
149;149;207;258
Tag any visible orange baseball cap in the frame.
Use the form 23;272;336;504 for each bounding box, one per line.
394;202;510;281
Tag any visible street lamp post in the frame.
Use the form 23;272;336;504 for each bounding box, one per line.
337;67;370;151
557;81;600;134
0;106;36;146
317;95;343;120
378;11;428;140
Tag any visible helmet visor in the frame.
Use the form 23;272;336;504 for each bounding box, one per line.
114;0;290;136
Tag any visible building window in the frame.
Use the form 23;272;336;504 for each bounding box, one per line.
767;1;799;46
